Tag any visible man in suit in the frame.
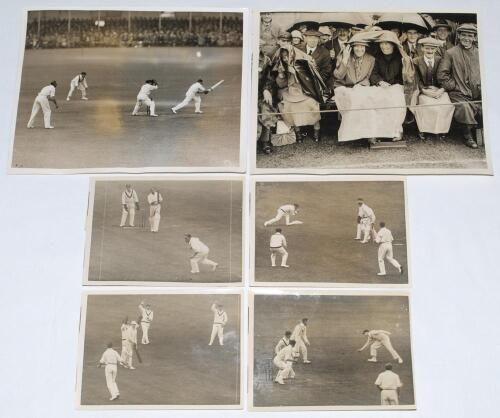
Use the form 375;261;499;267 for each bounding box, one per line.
298;29;332;85
402;27;422;59
331;25;351;59
437;23;482;148
434;20;455;57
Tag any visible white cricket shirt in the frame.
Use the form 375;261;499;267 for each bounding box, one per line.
100;348;122;365
375;370;402;390
376;228;394;244
38;85;56;98
186;82;206;97
147;192;163;205
137;83;158;98
122;190;138;205
270;233;287;248
189;237;209;253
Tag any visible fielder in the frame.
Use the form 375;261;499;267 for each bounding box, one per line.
358;329;403;364
120;184;139;227
355;198;376;243
374;222;403;276
185;234;218;273
270;228;289;268
273;339;297;384
275;331;292;355
66;72;88;100
120;319;132;369
98;342;123;401
209;303;228;346
132;79;159;116
147;188;163;233
27;81;59;129
171;79;211;114
264;204;303;227
375;363;403;405
291;318;311;363
138;301;154;345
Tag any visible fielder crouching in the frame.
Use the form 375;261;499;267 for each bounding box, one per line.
273;339;297;384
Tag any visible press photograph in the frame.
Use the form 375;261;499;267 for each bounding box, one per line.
76;291;242;408
10;9;246;172
254;12;489;174
249;290;415;410
84;176;244;285
252;177;409;286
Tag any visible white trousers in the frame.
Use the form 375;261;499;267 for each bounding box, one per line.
209;324;224;345
378;243;401;274
380;389;399;405
121;341;133;367
104;365;119;398
370;339;401;361
294;339;308;361
67;83;86;98
265;209;287;226
120;206;135;227
27;95;51;128
270;247;288;266
273;358;294;383
190;251;217;273
141;322;150;344
133;96;155;115
172;94;201;112
149;205;161;232
360;218;373;242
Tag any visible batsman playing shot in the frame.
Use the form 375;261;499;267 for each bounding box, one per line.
132;79;159;116
358;329;403;364
138;301;154;345
373;222;403;276
26;81;59;129
120;184;139;228
66;72;88;100
264;203;303;227
291;318;311;363
98;342;124;401
209;303;228;346
171;79;223;114
147;188;163;233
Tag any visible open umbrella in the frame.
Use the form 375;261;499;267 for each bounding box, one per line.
427;13;477;24
320;12;373;28
377;13;433;32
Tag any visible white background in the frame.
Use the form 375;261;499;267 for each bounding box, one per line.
0;1;499;417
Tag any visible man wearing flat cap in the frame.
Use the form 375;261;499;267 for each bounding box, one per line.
433;19;454;57
437;23;482;148
277;31;292;49
298;29;332;84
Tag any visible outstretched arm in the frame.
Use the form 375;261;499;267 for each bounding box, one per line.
358;338;370;351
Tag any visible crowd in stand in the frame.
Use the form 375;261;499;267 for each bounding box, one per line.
258;13;482;154
25;16;243;48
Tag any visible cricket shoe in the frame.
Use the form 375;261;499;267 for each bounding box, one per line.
128;366;136;370
367;358;378;363
212;263;218;271
27;125;34;129
354;237;361;240
400;266;404;275
81;97;88;100
150;114;159;117
377;273;386;276
361;240;369;244
274;380;285;385
195;110;203;114
397;358;404;364
171;108;177;114
191;271;199;274
303;360;311;364
281;265;290;268
45;126;55;129
66;97;70;101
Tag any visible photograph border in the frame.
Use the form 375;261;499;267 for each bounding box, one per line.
83;173;247;286
7;6;250;174
247;288;417;411
76;288;245;410
250;8;493;175
249;175;412;287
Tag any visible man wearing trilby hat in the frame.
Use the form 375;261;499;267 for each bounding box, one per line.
437;23;481;148
433;19;454;57
297;28;332;84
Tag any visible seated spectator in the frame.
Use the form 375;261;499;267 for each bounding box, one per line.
437;23;481;148
291;30;304;48
297;29;332;86
402;27;423;59
333;40;375;87
411;37;454;141
433;19;454;57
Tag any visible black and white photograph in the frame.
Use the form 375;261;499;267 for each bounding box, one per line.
253;11;490;174
9;9;247;173
251;177;409;286
249;290;415;410
84;175;244;285
76;290;242;409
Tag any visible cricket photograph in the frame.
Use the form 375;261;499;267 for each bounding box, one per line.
83;175;244;285
9;9;248;173
253;11;491;174
76;290;242;408
251;176;409;286
249;290;416;410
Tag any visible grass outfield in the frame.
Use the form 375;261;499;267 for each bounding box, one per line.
11;47;242;170
88;180;243;283
252;295;414;407
254;181;408;284
80;294;241;406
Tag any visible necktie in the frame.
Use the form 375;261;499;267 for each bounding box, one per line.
308;49;313;55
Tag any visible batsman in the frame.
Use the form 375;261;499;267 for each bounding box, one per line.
171;79;224;114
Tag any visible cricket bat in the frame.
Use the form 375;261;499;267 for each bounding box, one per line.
134;343;143;363
209;80;224;91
